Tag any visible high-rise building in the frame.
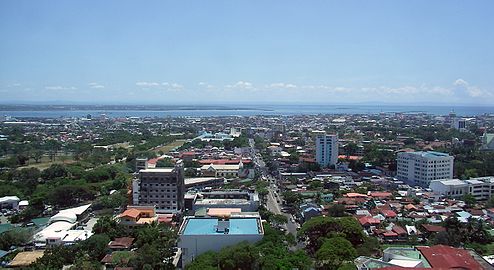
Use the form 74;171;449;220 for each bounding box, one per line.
396;151;454;187
315;133;338;167
132;162;184;213
451;117;467;131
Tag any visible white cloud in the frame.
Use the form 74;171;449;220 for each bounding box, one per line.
226;81;254;89
453;78;492;98
45;86;77;90
266;82;297;89
136;82;161;87
89;82;105;89
136;81;184;91
198;82;215;89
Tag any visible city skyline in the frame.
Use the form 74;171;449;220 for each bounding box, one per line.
1;1;493;105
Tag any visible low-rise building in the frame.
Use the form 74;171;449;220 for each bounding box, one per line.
430;176;494;201
355;245;487;269
0;196;20;210
184;177;225;190
191;190;260;212
480;133;494;151
33;204;92;248
178;215;264;265
118;206;157;228
200;163;242;178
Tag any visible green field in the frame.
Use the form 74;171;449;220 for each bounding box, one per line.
152;139;187;154
18;155;75;170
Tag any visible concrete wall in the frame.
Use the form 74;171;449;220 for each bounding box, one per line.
179;233;263;265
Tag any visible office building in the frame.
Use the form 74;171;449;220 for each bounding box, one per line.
451;117;467;131
397;151;454;187
132;162;185;213
430;176;494;201
315;133;338;167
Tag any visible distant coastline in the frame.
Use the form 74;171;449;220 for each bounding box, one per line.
0;104;493;118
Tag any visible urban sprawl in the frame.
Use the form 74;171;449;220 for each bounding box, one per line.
0;111;494;269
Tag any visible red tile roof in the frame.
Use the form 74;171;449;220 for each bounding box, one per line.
392;225;407;235
198;159;251;165
416;245;484;269
369;191;393;198
344;192;368;198
358;216;381;226
381;209;397;218
382;231;398;237
421;224;446;233
119;208;140;219
338;155;363;160
108;237;134;249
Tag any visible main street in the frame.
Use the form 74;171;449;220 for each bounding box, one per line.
251;139;299;235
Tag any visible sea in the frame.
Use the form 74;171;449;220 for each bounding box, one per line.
0;104;493;118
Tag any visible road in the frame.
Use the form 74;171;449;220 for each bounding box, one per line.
250;138;299;235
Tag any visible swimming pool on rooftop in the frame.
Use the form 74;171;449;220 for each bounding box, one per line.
183;218;261;235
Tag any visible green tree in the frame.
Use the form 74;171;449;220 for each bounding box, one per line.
282;191;302;206
316;237;357;270
298;216;365;255
462;194;476;208
271;214;288;227
79;234;110;260
327;204;347;217
0;229;31;250
93;215;124;239
156;158;175;167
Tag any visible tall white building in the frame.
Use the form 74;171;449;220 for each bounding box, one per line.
315;133;338;168
396;151;454;187
451;117;467;131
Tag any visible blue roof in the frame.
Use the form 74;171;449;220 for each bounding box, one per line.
183;218;261;235
414;151;450;158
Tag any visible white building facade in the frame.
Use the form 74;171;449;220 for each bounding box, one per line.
430;176;494;201
315;134;338;167
396;151;454;187
178;215;263;265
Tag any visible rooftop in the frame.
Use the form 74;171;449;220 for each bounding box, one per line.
434;179;467;186
140;168;175;173
181;217;262;235
405;151;451;158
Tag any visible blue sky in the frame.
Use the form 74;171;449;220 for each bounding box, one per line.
1;1;493;105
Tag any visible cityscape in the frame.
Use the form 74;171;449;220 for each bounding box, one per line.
1;1;494;270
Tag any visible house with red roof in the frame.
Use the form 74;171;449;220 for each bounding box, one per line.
355;245;489;269
358;216;381;228
369;191;393;199
381;209;397;219
420;224;446;238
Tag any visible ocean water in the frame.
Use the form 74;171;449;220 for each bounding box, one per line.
0;104;493;118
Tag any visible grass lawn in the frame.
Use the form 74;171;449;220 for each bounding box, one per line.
152;139;186;154
18;155;75;170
